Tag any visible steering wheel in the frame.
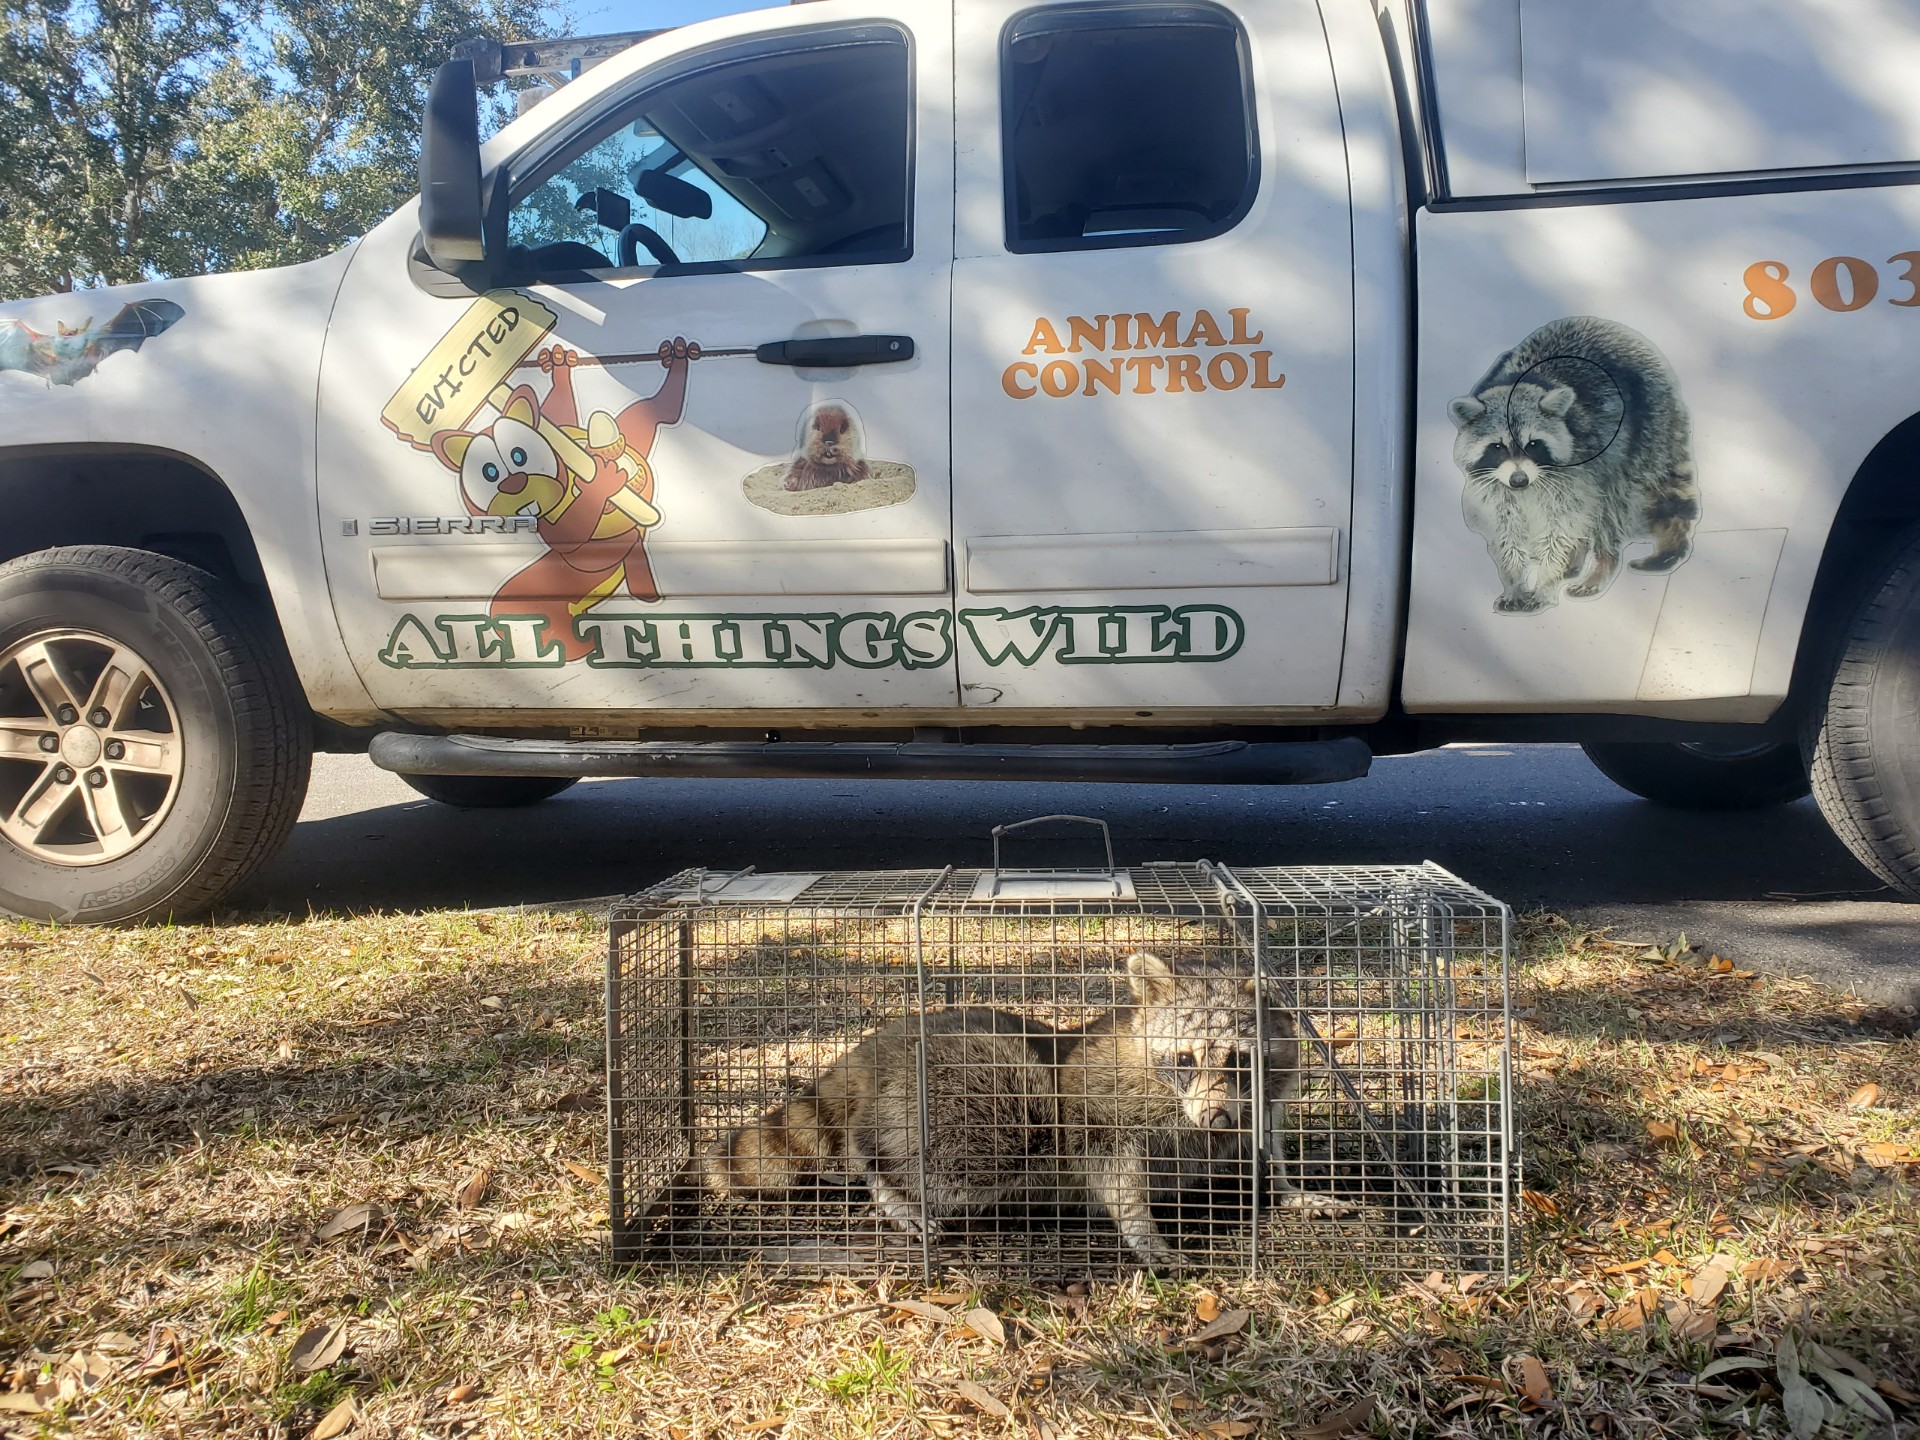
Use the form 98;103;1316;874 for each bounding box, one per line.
619;223;682;268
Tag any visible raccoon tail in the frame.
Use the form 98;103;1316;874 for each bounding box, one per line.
702;1095;832;1199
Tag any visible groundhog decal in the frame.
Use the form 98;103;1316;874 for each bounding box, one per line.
1448;316;1699;614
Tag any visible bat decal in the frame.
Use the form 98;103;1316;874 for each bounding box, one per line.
0;299;186;387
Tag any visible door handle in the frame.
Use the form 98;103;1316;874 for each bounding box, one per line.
755;335;915;367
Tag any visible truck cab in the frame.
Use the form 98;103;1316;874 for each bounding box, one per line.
7;0;1920;921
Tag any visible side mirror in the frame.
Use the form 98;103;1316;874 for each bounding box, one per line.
420;58;487;267
575;187;633;233
628;166;713;220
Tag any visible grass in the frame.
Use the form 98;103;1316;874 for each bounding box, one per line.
0;907;1914;1438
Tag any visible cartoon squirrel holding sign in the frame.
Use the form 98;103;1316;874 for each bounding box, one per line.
429;338;695;661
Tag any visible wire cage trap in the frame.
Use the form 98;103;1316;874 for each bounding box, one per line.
607;818;1515;1281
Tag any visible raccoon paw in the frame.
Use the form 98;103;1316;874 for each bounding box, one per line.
1493;593;1548;614
1276;1190;1358;1219
1129;1242;1186;1274
1563;578;1606;599
1630;547;1690;573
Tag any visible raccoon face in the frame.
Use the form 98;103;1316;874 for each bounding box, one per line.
1449;381;1577;492
1126;952;1290;1133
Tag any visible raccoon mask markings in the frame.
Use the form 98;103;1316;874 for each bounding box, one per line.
1053;951;1354;1270
1449;316;1700;614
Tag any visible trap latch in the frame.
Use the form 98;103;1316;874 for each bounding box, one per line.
972;814;1136;901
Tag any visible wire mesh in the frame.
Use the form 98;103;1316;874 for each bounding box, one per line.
607;848;1513;1282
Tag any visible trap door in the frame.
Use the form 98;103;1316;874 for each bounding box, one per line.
318;6;961;715
948;0;1358;712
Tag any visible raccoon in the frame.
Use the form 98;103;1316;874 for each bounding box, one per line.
1053;952;1348;1270
703;1007;1055;1239
1448;316;1699;613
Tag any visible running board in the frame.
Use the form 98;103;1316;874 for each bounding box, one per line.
368;733;1372;786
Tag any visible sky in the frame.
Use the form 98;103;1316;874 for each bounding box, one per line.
571;0;775;34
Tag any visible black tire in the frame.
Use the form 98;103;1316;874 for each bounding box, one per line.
1803;527;1920;896
0;547;311;923
398;774;578;808
1581;739;1810;810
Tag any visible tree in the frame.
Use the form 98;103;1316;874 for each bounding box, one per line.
0;0;557;300
0;0;235;295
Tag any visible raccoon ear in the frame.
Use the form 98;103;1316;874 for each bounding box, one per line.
1125;951;1174;1003
1447;396;1485;428
1538;384;1576;419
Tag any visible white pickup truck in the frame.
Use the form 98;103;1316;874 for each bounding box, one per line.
6;0;1920;922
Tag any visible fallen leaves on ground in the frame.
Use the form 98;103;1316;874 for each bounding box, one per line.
0;909;1913;1439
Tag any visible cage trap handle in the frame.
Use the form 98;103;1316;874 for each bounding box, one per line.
991;814;1116;875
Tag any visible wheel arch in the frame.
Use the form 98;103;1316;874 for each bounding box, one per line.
0;444;270;593
1792;411;1920;705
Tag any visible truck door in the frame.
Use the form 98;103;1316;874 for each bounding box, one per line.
315;7;956;720
949;0;1355;713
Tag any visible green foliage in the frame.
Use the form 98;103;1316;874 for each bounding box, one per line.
809;1339;912;1405
0;0;559;298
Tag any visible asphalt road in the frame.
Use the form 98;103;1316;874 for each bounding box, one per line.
229;743;1919;1006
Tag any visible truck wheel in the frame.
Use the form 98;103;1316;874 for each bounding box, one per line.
1581;740;1810;810
1803;528;1920;896
398;774;578;808
0;547;311;923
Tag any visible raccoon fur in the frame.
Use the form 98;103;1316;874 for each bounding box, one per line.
1052;952;1348;1270
1448;315;1700;613
703;1007;1056;1239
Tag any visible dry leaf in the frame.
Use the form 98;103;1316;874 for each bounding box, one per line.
1652;1249;1680;1267
1512;1355;1553;1404
1776;1335;1826;1440
1562;1287;1607;1322
964;1307;1007;1347
1200;1423;1256;1438
925;1291;966;1306
445;1383;480;1403
289;1320;349;1372
1520;1189;1560;1216
1645;1120;1683;1150
1183;1308;1250;1346
1686;1263;1730;1306
1293;1394;1376;1440
0;1393;44;1414
1194;1292;1222;1323
454;1169;491;1212
16;1260;52;1281
1742;1257;1792;1283
1596;1288;1659;1334
952;1380;1010;1418
1877;1377;1920;1404
739;1418;785;1434
889;1299;956;1325
316;1203;383;1242
478;995;504;1010
1847;1082;1881;1110
1663;1299;1718;1342
1858;1142;1914;1168
310;1395;358;1440
563;1160;605;1188
552;1089;600;1113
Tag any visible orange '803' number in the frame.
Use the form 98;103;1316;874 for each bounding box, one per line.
1742;261;1796;320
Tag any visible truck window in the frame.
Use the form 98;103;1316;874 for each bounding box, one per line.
1000;4;1255;254
505;29;912;277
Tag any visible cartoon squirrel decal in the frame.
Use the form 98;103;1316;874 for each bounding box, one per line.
428;338;695;660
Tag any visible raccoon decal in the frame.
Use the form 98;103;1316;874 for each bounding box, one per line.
1447;316;1700;614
